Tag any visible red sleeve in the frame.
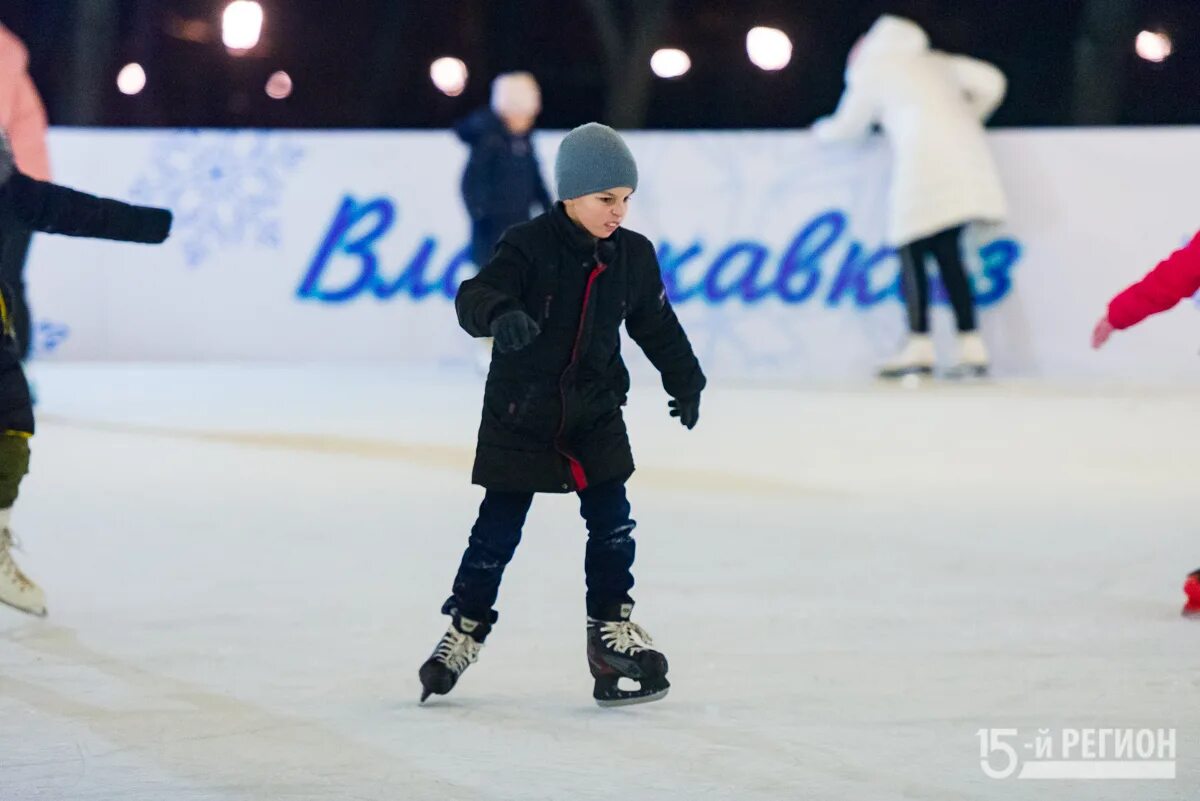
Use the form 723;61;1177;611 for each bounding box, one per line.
1108;232;1200;330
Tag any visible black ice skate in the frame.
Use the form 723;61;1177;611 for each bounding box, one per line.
419;613;488;703
587;603;669;707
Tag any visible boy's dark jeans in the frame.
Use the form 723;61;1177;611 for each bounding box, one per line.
443;480;636;625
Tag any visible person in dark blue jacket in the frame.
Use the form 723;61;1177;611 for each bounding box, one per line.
455;72;552;270
0;132;172;618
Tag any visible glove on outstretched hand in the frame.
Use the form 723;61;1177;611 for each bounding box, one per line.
490;309;541;353
668;394;700;430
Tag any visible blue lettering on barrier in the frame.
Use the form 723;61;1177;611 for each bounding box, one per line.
298;197;1023;310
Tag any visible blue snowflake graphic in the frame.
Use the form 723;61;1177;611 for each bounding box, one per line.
33;319;70;357
130;130;304;267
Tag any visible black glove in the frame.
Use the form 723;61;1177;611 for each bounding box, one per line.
490;309;541;353
668;394;700;430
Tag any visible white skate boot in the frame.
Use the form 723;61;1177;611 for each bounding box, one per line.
0;511;46;617
948;331;990;378
878;334;935;380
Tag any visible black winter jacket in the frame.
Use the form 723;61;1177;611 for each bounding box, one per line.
0;171;172;434
456;203;705;493
454;108;552;223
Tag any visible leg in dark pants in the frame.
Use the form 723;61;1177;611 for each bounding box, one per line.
445;490;535;625
0;218;33;360
898;239;932;335
578;481;636;618
0;433;30;509
470;219;497;270
926;225;977;333
899;226;977;334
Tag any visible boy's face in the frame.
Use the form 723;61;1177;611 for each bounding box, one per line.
563;187;633;239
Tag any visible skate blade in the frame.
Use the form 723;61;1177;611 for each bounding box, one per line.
419;680;455;704
0;596;47;618
594;687;669;708
942;364;990;380
877;366;933;381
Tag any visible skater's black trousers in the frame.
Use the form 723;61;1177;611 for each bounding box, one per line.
898;225;977;334
446;481;637;623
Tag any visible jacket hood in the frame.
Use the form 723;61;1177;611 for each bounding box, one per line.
849;15;929;74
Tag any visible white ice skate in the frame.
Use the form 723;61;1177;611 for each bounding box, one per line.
878;334;935;380
0;522;46;617
946;331;990;379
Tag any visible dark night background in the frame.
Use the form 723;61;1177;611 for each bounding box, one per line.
2;0;1197;129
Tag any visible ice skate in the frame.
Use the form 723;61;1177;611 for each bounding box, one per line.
878;334;935;380
587;602;669;707
1183;570;1200;618
419;613;487;702
945;331;990;379
0;525;46;617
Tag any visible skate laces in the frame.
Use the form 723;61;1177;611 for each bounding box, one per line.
598;620;654;655
0;528;35;590
434;625;481;674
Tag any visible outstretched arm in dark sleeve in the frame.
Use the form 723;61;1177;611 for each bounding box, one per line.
0;129;170;244
4;172;172;244
456;238;531;338
625;243;706;401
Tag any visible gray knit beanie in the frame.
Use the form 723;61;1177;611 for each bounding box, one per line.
554;123;638;200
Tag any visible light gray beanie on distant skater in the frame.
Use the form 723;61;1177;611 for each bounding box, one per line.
554;123;639;200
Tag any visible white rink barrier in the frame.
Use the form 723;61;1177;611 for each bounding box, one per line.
26;127;1200;382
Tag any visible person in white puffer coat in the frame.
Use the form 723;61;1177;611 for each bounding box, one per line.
814;15;1008;378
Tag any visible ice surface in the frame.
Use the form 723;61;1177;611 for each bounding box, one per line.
2;364;1199;800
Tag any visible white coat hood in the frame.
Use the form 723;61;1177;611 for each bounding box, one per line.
816;15;1008;245
853;15;929;66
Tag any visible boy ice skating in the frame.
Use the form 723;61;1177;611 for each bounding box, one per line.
1092;231;1200;616
0;132;172;616
420;123;706;706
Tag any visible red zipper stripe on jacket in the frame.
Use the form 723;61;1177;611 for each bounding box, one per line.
556;259;608;492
